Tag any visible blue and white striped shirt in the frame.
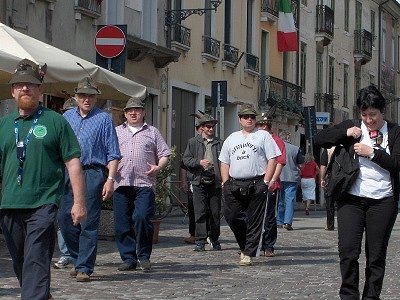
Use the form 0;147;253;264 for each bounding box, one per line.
63;107;121;166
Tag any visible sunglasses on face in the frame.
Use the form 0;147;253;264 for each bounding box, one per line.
240;115;256;120
204;124;215;129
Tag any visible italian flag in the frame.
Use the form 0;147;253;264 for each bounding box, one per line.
277;0;298;52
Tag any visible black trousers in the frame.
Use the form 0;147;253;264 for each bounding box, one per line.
262;190;277;252
223;177;267;257
192;184;221;242
337;194;397;300
325;193;335;229
187;188;196;236
0;204;57;300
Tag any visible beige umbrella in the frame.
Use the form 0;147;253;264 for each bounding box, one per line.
0;22;146;101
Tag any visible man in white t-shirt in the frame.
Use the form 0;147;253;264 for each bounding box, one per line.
218;104;281;266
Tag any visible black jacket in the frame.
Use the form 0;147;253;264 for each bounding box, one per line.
182;134;223;187
314;119;400;201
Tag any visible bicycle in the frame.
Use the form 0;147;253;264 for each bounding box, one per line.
155;180;188;221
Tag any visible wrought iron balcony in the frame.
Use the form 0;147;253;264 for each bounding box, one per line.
315;5;334;46
202;36;220;60
354;29;372;65
74;0;101;18
314;93;334;116
261;0;279;22
171;24;191;50
245;53;259;73
223;44;240;65
259;75;302;115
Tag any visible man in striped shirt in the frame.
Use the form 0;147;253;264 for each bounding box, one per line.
58;77;121;282
113;97;171;272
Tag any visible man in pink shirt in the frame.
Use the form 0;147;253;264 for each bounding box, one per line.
256;114;286;257
113;97;171;272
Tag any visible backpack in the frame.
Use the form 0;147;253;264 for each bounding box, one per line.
325;120;361;203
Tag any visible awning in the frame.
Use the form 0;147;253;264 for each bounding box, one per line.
0;22;146;101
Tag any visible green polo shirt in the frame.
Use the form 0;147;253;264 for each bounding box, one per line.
0;107;81;209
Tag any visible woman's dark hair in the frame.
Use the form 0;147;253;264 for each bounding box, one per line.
356;85;386;112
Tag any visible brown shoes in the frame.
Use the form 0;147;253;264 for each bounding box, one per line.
264;250;275;257
76;272;90;282
70;267;90;282
69;267;77;277
183;235;196;244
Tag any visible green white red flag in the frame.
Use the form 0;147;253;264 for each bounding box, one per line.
277;0;298;52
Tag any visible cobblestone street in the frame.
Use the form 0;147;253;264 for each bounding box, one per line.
1;209;399;299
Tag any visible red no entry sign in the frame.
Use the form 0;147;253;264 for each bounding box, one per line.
95;25;126;59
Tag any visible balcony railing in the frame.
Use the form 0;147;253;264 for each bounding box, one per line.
261;0;279;17
202;35;220;59
223;44;240;64
75;0;101;17
259;75;302;114
314;93;334;116
316;5;334;38
354;29;372;62
245;53;259;73
171;24;191;48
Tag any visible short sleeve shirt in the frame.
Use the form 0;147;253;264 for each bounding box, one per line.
218;129;281;179
0;107;81;209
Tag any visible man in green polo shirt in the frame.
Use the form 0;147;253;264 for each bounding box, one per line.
0;59;86;300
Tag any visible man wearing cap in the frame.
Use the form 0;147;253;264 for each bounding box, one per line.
256;114;286;257
218;104;281;266
112;97;171;272
0;59;86;299
58;77;121;282
182;114;223;251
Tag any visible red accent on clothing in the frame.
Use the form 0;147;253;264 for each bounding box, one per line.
301;161;318;178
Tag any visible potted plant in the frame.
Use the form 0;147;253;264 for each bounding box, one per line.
152;146;177;243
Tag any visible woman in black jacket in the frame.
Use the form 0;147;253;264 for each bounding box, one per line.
314;85;400;300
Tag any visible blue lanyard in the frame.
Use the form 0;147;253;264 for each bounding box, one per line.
14;107;43;185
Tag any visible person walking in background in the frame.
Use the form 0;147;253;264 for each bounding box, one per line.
0;59;86;300
319;147;336;231
277;132;304;231
256;114;286;257
219;104;280;266
314;85;400;299
59;77;121;282
300;153;319;215
113;97;171;272
183;114;223;251
54;97;78;269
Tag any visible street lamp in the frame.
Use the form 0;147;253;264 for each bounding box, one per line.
165;0;222;26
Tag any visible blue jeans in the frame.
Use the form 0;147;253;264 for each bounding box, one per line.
56;228;74;263
113;186;155;264
58;167;104;275
277;181;297;225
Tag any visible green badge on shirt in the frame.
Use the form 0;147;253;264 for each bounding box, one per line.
33;125;47;138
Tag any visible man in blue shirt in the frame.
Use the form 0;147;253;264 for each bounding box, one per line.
58;77;121;282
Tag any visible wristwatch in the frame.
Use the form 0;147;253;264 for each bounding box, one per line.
368;150;375;160
107;176;116;182
264;180;269;185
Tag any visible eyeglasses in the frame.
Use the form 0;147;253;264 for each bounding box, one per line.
240;115;256;120
12;83;39;90
204;124;215;129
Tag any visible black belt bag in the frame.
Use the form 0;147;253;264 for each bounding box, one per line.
201;175;215;185
230;175;263;196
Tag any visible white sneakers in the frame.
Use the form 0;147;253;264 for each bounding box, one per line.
239;252;252;266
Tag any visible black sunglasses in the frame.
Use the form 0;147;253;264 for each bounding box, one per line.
203;124;215;129
240;115;256;120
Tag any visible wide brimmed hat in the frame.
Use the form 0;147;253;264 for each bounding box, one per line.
124;97;145;110
9;59;46;84
62;97;77;111
198;114;218;126
74;77;101;95
238;104;258;116
255;113;271;125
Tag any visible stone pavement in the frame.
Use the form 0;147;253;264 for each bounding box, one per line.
1;209;400;300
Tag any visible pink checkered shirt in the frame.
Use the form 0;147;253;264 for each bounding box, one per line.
114;122;171;189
